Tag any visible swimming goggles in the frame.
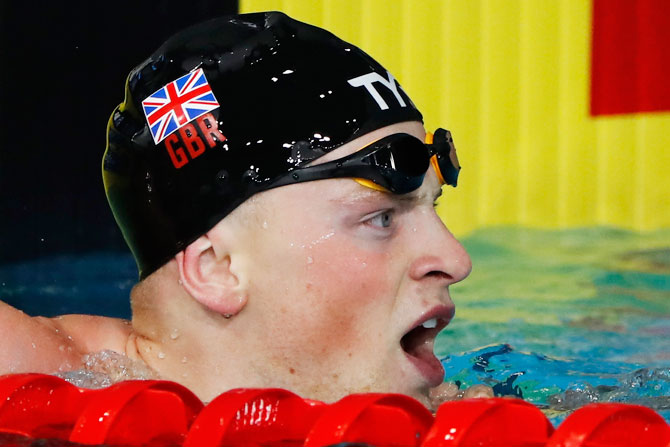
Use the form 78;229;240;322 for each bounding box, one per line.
269;128;460;194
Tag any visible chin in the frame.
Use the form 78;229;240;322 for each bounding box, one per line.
404;387;431;408
381;377;432;408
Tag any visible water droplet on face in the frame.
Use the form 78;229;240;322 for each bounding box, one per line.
170;329;180;340
58;345;65;352
57;362;73;372
157;352;166;359
307;256;313;264
307;231;336;249
262;220;269;229
412;227;417;233
181;356;188;364
31;343;36;349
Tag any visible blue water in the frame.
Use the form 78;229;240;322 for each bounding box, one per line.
1;227;669;426
439;344;670;425
0;253;135;318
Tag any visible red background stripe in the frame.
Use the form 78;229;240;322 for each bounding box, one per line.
591;0;670;115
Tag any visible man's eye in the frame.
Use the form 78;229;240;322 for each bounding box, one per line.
368;211;393;228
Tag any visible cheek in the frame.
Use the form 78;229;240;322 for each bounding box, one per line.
246;225;398;365
307;241;390;301
298;238;395;341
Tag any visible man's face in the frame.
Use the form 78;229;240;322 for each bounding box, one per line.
229;122;471;406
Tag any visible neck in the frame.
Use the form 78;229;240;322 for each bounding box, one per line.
128;264;260;401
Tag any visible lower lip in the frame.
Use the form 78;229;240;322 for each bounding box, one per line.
404;351;445;387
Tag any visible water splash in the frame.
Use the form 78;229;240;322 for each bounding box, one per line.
56;350;158;389
57;369;112;390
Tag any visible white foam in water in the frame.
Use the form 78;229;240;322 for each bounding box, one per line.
549;367;670;412
57;350;158;389
57;369;112;389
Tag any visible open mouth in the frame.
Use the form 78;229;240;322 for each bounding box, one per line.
401;318;447;359
400;314;452;386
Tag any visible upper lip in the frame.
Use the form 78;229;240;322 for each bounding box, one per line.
403;304;456;337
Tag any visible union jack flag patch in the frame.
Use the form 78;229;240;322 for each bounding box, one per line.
141;68;220;145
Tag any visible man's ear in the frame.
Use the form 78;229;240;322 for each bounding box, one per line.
175;235;247;317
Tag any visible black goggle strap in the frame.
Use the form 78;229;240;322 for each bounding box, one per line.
426;128;460;187
269;134;410;192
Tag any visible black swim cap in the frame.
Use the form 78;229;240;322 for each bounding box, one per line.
103;11;423;279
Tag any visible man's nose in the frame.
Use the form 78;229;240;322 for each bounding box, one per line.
407;211;472;285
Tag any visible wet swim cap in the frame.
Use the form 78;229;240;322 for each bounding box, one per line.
103;11;423;279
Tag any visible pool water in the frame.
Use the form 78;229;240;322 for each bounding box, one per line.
1;227;669;425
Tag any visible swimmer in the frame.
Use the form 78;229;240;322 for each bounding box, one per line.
0;11;489;409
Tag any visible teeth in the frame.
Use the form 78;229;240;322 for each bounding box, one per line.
421;318;438;329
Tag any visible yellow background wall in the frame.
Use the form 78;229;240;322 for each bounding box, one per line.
240;0;670;236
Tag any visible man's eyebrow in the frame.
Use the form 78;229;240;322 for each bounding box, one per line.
329;189;386;205
331;185;443;206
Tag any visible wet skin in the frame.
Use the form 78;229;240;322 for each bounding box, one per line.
0;121;472;407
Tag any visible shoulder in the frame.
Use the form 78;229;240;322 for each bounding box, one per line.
0;300;132;375
47;314;133;355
